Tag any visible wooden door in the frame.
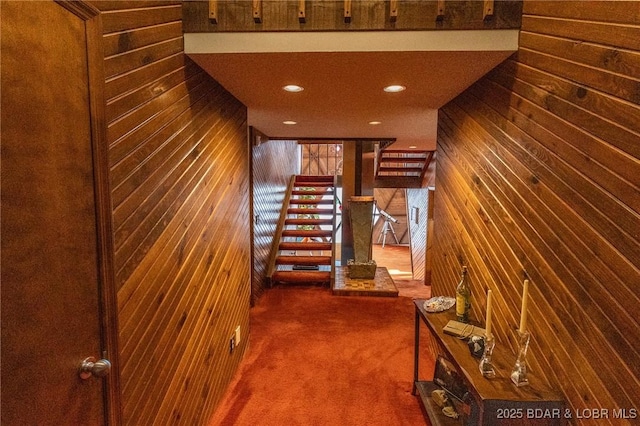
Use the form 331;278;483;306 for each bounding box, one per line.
1;1;119;424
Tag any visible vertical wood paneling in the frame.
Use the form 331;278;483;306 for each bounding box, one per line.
251;140;299;303
407;188;429;281
94;2;251;424
433;1;640;421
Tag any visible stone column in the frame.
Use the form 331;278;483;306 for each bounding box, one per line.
347;196;377;278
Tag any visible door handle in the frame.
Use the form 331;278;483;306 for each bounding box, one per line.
79;356;111;379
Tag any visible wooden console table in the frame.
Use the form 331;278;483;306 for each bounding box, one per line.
413;299;565;425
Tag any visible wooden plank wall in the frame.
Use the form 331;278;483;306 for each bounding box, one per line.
93;1;251;424
406;188;429;281
183;0;522;32
252;140;299;303
433;1;640;421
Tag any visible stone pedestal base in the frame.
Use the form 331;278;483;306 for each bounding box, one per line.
347;259;377;279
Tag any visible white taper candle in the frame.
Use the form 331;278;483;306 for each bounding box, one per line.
485;289;493;337
519;279;529;333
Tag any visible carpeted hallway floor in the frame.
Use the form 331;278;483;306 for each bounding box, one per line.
208;284;435;426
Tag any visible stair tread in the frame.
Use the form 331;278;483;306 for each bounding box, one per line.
294;182;334;187
382;149;430;154
285;218;334;225
287;208;334;215
295;175;334;182
291;189;332;195
276;255;332;265
279;241;332;250
282;229;333;237
379;157;426;163
378;166;423;173
289;199;334;205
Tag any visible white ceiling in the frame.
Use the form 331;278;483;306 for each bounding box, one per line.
185;31;519;150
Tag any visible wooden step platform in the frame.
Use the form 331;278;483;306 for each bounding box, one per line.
332;266;398;297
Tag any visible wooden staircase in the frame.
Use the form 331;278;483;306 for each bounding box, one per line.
374;149;435;188
267;175;337;287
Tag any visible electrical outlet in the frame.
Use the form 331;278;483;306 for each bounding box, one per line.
234;326;241;345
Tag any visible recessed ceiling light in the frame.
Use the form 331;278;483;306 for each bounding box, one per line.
409;145;418;149
283;85;304;92
384;85;406;93
283;120;297;125
369;121;382;125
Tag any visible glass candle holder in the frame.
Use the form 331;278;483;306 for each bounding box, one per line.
479;334;496;378
510;330;531;387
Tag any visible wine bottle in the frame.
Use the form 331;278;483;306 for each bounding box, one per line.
456;266;471;323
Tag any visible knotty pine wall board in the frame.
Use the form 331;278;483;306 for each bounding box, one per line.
105;53;187;100
464;82;640;277
433;1;640;420
113;105;244;288
117;117;247;374
112;96;244;284
109;81;214;203
93;1;252;424
439;102;639;402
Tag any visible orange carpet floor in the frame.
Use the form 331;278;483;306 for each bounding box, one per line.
208;286;435;425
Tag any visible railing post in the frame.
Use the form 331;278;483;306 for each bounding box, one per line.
208;0;218;24
252;0;262;23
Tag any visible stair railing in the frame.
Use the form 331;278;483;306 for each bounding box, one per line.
330;174;338;289
265;175;296;287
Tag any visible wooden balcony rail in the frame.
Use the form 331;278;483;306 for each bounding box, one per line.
185;1;522;32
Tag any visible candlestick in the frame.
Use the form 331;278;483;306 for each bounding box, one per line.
519;279;529;333
479;334;496;378
511;329;531;387
485;289;493;337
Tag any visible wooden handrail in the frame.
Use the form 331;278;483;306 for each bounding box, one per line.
331;174;338;289
191;0;522;31
265;175;296;283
